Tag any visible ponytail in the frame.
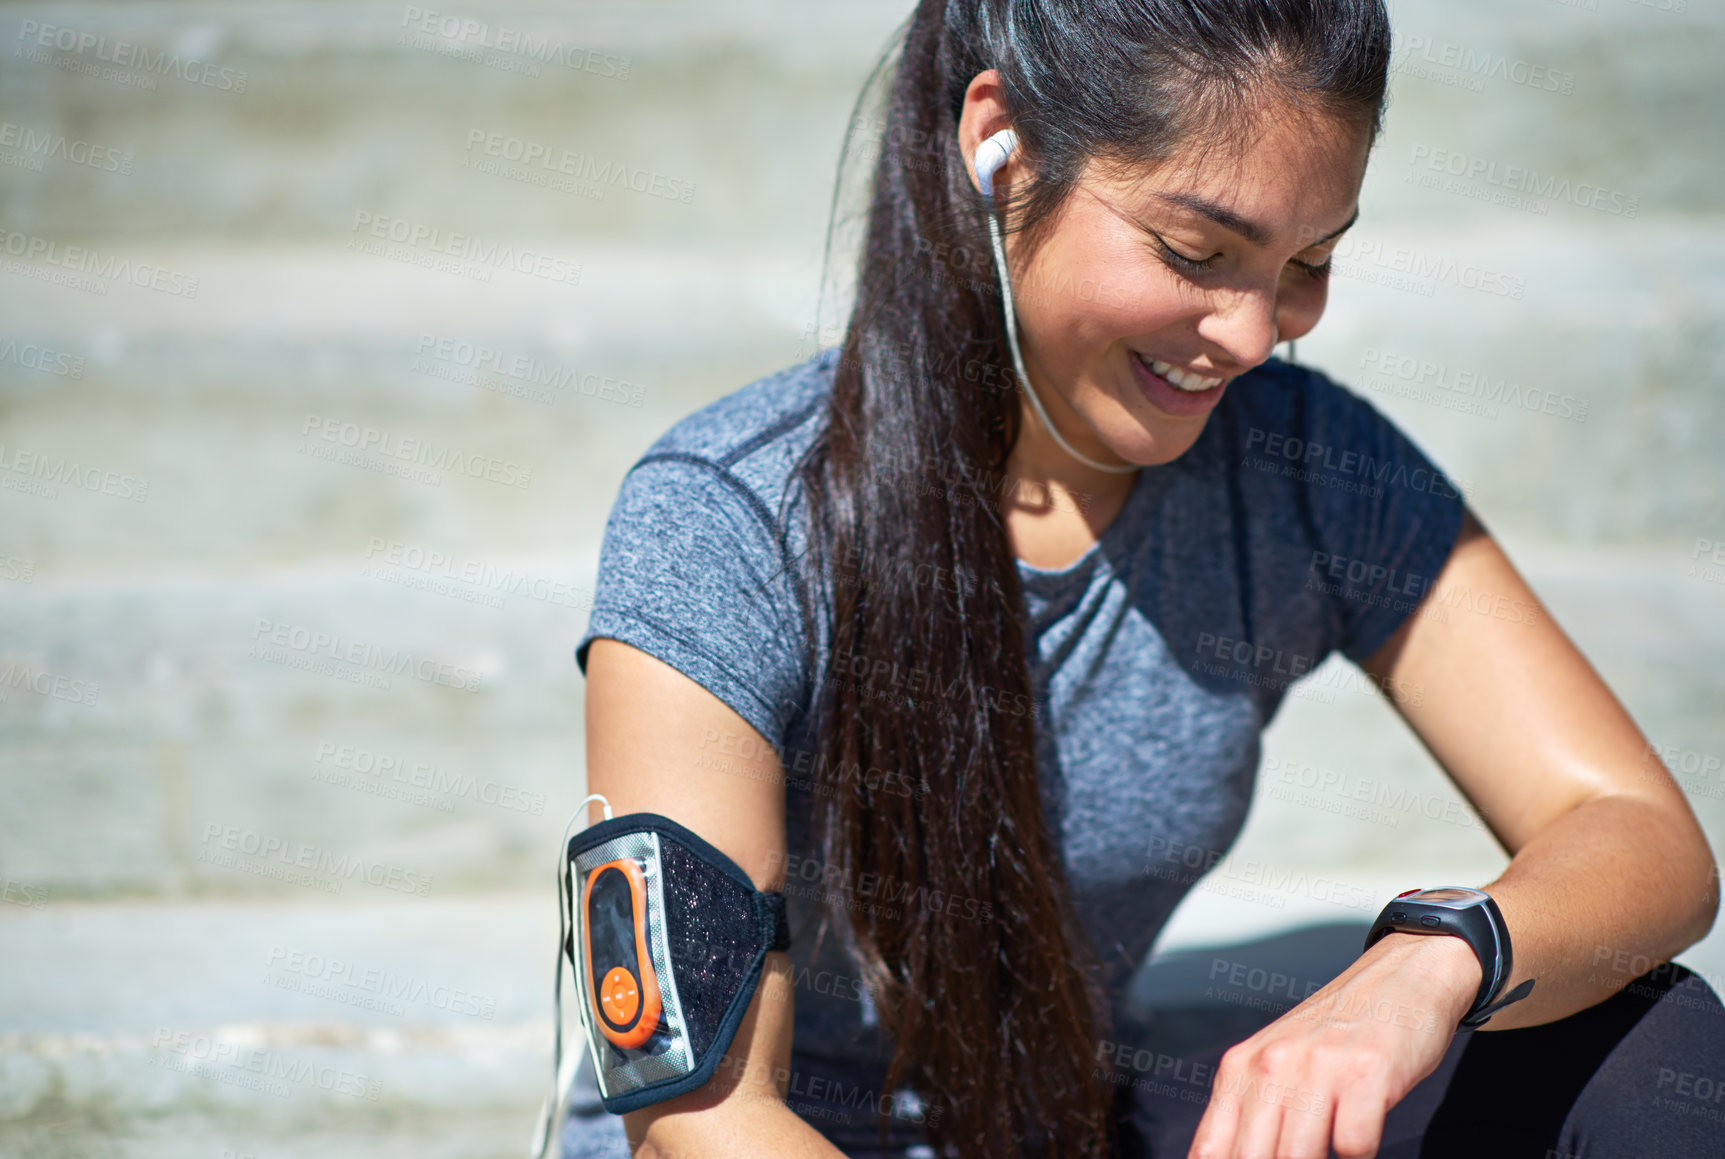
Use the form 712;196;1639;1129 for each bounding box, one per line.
785;2;1392;1154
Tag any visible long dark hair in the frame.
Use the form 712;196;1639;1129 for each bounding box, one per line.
785;3;1391;1154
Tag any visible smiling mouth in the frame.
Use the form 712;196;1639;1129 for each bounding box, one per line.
1133;351;1223;392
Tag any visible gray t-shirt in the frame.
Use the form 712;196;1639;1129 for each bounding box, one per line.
569;347;1465;1148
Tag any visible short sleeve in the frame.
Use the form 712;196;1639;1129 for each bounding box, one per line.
1294;368;1469;664
574;453;812;750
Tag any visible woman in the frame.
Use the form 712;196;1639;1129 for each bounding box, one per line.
565;1;1722;1156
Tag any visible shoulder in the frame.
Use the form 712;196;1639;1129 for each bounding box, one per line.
627;348;836;523
578;352;838;740
1207;357;1469;665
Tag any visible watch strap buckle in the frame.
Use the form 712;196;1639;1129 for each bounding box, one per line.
1459;977;1536;1028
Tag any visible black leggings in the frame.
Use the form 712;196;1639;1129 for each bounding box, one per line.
811;962;1725;1159
1119;960;1725;1158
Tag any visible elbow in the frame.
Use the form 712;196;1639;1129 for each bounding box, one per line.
1642;793;1721;950
1665;821;1720;951
1686;857;1721;948
1679;806;1720;947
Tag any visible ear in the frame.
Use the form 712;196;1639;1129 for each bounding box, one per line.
958;70;1021;198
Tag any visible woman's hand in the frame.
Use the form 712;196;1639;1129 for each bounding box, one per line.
1187;932;1482;1159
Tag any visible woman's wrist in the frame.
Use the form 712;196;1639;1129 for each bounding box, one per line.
1368;930;1484;1024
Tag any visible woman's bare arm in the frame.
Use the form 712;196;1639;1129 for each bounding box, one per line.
1189;508;1720;1158
1358;507;1719;1028
582;637;848;1158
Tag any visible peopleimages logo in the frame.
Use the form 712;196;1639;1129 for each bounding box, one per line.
0;441;150;501
1242;426;1471;501
1689;539;1725;586
14;20;250;92
0;659;100;707
264;945;498;1019
413;333;644;408
299;413;533;490
1261;754;1492;833
249;617;486;693
461;128;696;204
0;338;85;378
400;6;632;79
0;226;199;298
198;822;434;897
150;1028;381;1101
312;740;547;816
0;121;135;173
1392;37;1576;95
1326;234;1526;300
346;210;582;286
1359;346;1590;424
1407;144;1639;218
362;536;594;611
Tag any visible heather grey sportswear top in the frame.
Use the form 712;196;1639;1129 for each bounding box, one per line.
571;346;1465;1128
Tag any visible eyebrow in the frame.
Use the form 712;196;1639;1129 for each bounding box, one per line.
1156;192;1359;248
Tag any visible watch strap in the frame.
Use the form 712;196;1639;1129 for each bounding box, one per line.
1459;976;1535;1028
1365;888;1536;1029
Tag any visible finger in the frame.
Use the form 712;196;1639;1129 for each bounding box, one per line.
1187;1067;1245;1159
1228;1068;1286;1159
1330;1083;1389;1159
1272;1080;1335;1159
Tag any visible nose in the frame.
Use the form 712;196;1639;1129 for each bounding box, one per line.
1192;285;1280;371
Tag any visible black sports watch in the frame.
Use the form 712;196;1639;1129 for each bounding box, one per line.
1363;886;1536;1029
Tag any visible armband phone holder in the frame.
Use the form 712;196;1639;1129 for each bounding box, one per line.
530;794;790;1157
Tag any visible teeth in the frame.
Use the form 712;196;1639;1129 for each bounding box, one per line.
1146;356;1221;393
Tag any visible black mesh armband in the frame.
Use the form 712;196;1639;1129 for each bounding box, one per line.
566;812;790;1114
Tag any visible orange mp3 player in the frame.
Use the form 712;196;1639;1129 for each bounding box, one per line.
582;858;663;1049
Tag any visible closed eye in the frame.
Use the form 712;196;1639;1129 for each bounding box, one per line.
1148;229;1220;277
1151;229;1332;283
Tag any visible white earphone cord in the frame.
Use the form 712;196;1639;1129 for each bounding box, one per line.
979;135;1298;468
530;793;613;1159
983;206;1139;476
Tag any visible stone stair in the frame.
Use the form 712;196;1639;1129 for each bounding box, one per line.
2;1;1723;1155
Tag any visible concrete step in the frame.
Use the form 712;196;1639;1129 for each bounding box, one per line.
3;2;1723;1155
0;894;556;1157
6;883;1723;1156
0;543;1719;899
0;2;1719;239
1;224;1723;571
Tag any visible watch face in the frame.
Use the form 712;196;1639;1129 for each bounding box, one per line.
1413;887;1486;906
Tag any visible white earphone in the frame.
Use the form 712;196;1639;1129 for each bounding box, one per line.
973;127;1139;476
974;127;1019;211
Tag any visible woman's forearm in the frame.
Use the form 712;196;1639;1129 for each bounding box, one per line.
1415;791;1719;1031
629;1096;852;1159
